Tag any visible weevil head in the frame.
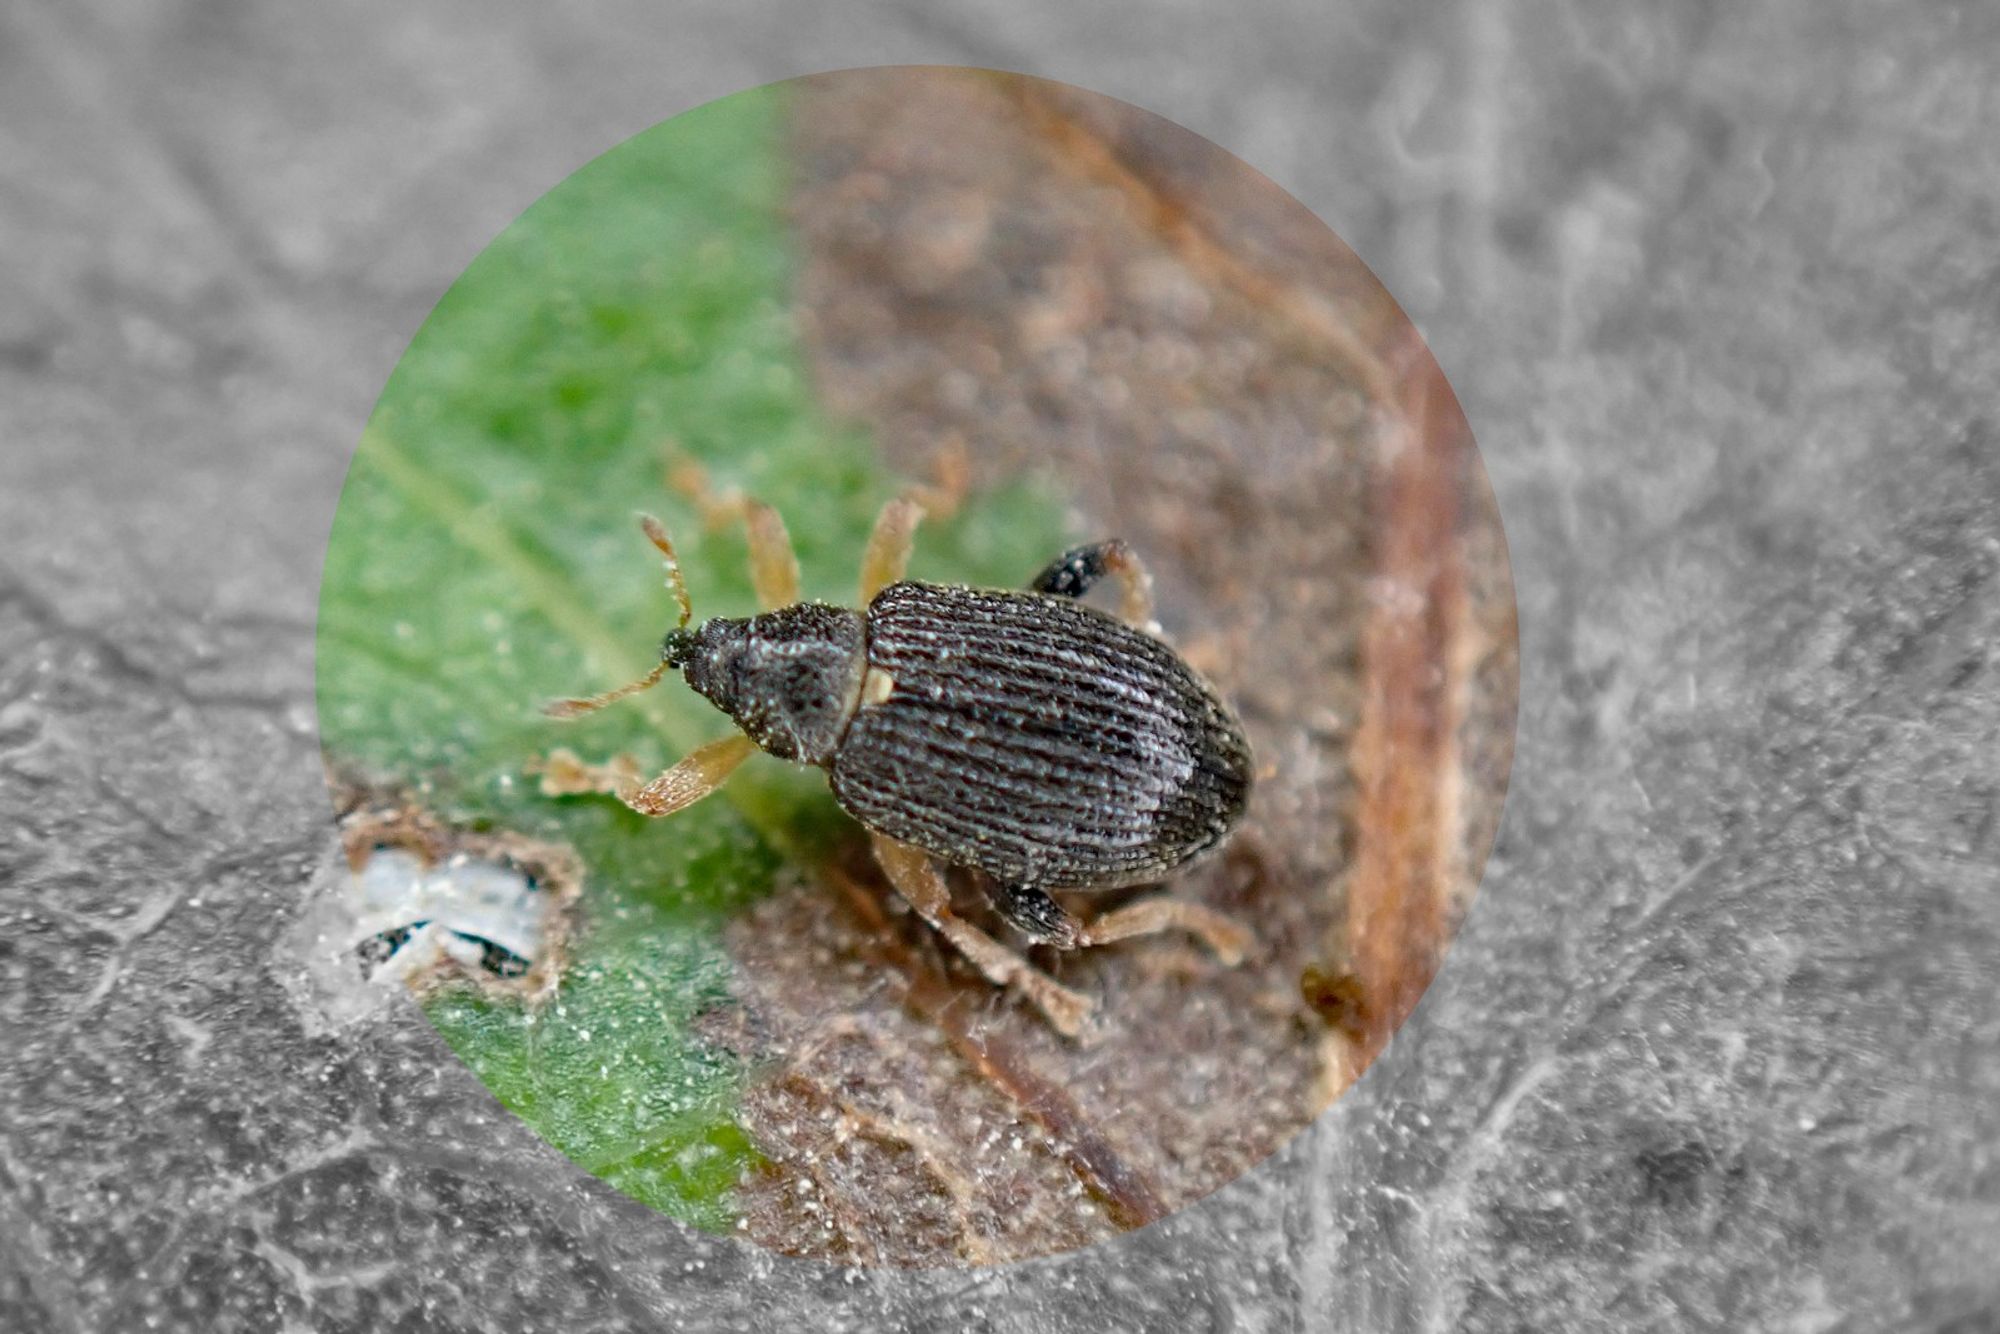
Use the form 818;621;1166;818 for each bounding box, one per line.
676;602;867;765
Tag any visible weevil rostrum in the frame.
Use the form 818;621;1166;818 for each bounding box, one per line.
537;494;1253;1035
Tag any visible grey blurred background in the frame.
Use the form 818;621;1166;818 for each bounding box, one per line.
2;2;1995;1331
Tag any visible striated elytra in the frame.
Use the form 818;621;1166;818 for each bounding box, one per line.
831;581;1251;891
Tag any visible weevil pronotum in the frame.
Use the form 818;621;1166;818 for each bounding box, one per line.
537;493;1253;1035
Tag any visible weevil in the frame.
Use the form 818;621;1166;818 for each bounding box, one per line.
538;494;1253;1035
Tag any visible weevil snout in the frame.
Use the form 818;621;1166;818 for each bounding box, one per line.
659;625;700;668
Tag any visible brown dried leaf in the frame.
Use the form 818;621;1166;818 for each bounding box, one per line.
716;67;1517;1265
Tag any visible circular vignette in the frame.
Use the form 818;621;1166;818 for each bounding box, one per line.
314;65;1517;1267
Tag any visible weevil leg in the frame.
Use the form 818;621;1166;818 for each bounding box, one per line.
991;880;1251;966
897;434;971;522
664;458;800;610
665;452;745;532
736;499;802;611
871;834;1095;1036
857;447;974;604
531;748;645;796
535;734;757;817
1028;540;1156;631
858;496;926;605
1082;896;1252;964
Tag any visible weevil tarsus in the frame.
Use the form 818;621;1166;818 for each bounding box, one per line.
872;834;1096;1037
989;879;1251;965
533;735;757;818
1029;538;1156;631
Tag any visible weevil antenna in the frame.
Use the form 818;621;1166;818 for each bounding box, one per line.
541;514;695;721
543;659;672;720
638;513;693;629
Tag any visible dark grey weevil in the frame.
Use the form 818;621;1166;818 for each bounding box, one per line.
539;494;1253;1035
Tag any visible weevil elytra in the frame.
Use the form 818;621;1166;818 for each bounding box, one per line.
538;494;1253;1035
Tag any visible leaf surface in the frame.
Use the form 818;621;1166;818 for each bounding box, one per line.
315;83;1065;1231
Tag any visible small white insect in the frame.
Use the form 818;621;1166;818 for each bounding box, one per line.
350;848;548;984
339;800;580;1002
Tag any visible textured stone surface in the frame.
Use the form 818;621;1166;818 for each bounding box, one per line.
2;1;1995;1331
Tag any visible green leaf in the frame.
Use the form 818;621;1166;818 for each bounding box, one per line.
315;83;1068;1231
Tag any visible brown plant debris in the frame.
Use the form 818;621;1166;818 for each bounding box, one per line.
1338;330;1490;1074
710;67;1517;1265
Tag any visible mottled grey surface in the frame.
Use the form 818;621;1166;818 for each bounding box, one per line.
2;1;1996;1331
